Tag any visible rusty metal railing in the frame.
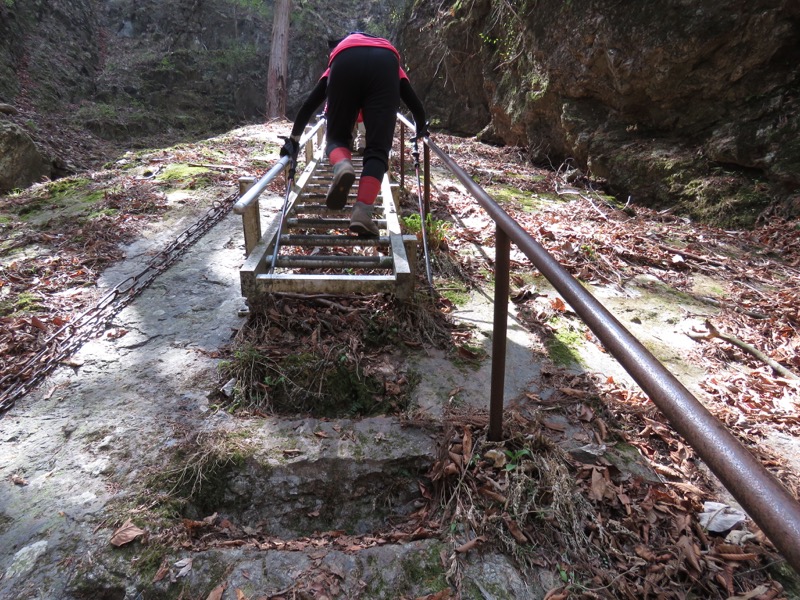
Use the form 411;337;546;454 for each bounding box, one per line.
396;114;800;574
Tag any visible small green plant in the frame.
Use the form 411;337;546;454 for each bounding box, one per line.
478;32;499;48
402;213;450;250
503;448;532;471
580;243;597;259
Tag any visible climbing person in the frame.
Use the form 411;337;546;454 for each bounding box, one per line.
280;32;428;236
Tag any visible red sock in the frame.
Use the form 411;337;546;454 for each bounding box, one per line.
356;176;382;205
329;147;352;165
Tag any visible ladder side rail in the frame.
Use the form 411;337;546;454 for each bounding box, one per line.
234;120;327;258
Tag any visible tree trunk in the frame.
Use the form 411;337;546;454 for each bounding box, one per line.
265;0;291;120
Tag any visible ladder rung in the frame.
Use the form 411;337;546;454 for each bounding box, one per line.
294;204;385;215
280;234;392;247
276;255;393;269
287;217;350;227
286;218;387;228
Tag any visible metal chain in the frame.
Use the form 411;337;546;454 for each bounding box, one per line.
0;192;238;414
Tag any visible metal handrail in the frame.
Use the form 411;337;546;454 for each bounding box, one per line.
233;119;326;215
396;114;800;574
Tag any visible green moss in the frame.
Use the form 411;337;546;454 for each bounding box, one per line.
678;176;771;229
131;542;170;582
546;320;584;367
155;163;210;182
488;184;558;212
0;291;43;317
81;190;105;204
209;43;260;69
449;336;489;371
7;177;111;226
399;542;449;594
87;207;119;219
767;561;800;598
438;279;470;306
526;68;549;103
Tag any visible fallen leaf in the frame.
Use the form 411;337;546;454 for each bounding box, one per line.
110;519;145;547
502;515;528;543
152;559;170;582
542;418;566;432
418;480;432;499
206;582;226;600
29;316;47;331
10;474;28;486
106;328;129;340
676;535;702;574
589;468;609;501
567;443;606;464
174;557;193;578
455;536;485;553
726;584;770;600
539;226;556;241
182;518;207;530
456;345;480;359
483;448;507;468
543;588;569;600
698;502;746;533
235;589;248;600
462;427;473;459
415;590;451;600
478;486;506;504
634;544;658;562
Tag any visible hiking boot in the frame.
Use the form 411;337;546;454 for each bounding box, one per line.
325;159;355;209
349;201;380;237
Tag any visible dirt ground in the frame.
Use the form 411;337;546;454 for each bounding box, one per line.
1;121;799;599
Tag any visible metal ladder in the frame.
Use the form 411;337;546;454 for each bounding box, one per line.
235;122;417;310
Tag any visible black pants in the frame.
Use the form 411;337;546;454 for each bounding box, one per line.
326;46;400;181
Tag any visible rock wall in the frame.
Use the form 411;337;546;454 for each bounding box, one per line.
401;0;800;224
0;0;103;111
0;0;407;191
0;0;408;128
1;0;797;223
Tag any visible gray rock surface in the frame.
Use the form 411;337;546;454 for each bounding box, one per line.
0;121;48;193
0;187;548;598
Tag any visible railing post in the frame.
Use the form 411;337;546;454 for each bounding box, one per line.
399;121;405;190
238;177;258;257
305;125;313;163
423;142;431;217
489;226;511;442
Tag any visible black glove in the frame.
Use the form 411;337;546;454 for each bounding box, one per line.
412;121;429;141
280;135;299;158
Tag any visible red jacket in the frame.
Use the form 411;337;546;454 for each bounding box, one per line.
322;33;409;80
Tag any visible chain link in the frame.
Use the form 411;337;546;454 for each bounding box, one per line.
0;192;239;414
